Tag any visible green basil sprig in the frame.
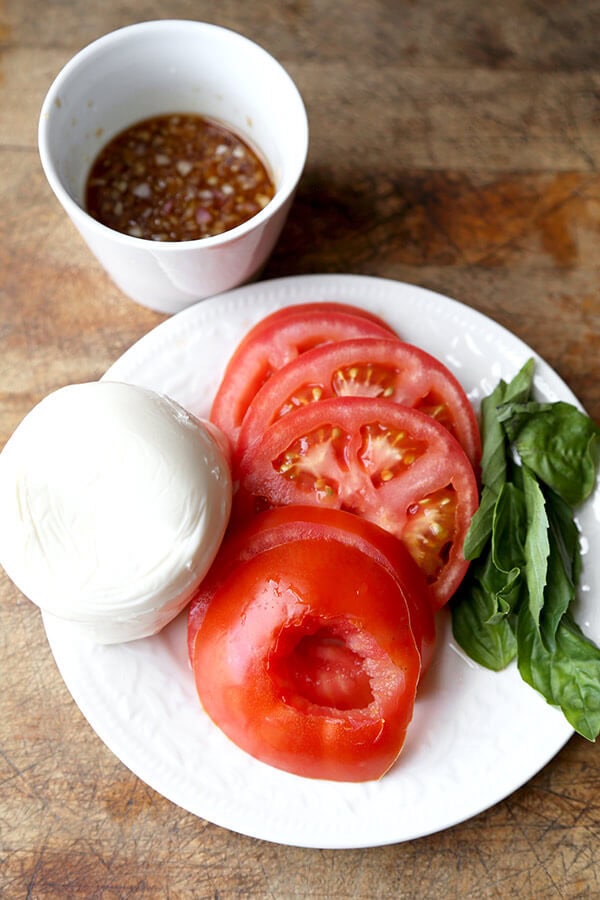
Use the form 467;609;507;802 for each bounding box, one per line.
451;359;600;739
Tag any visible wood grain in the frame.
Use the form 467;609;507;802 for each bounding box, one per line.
1;1;599;897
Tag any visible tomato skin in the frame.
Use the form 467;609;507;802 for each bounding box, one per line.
236;397;479;608
192;539;421;782
187;505;436;671
251;302;398;332
210;304;398;451
238;337;481;472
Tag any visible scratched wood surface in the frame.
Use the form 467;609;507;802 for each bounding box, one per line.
1;1;599;897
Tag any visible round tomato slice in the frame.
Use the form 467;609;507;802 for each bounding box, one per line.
210;303;398;450
238;337;481;472
187;505;435;671
192;539;421;782
236;397;479;608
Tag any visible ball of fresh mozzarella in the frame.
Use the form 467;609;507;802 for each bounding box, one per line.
0;381;232;643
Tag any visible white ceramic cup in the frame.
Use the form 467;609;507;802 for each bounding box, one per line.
38;20;309;314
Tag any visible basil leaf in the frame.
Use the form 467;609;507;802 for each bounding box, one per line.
522;465;550;630
483;481;527;621
517;605;600;741
503;357;536;405
498;400;600;506
548;488;582;588
554;616;600;740
516;602;553;697
463;485;495;560
463;388;507;559
483;562;521;623
452;560;518;671
479;380;509;489
492;482;527;576
463;359;534;560
540;489;581;651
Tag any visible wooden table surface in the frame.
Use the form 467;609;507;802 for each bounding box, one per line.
1;2;599;897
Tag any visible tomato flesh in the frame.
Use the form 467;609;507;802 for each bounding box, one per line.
236;397;479;608
192;540;421;782
237;338;481;471
210;306;398;451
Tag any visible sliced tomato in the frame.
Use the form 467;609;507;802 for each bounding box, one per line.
236;397;479;608
254;302;397;332
192;539;421;782
238;337;481;472
210;303;398;450
187;505;436;671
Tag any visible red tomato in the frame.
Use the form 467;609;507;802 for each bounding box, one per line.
236;397;479;608
238;337;481;472
251;301;397;331
210;303;398;450
192;539;421;782
187;505;436;671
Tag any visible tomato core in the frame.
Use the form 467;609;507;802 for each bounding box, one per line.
331;362;396;399
358;422;426;485
270;623;375;711
274;424;349;496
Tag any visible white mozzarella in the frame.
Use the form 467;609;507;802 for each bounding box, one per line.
0;381;232;643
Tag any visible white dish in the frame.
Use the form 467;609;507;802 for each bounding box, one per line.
42;274;599;849
38;21;308;313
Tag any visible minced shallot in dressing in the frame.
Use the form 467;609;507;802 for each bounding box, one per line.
85;113;275;242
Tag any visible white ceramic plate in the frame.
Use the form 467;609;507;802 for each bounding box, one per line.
42;274;600;849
